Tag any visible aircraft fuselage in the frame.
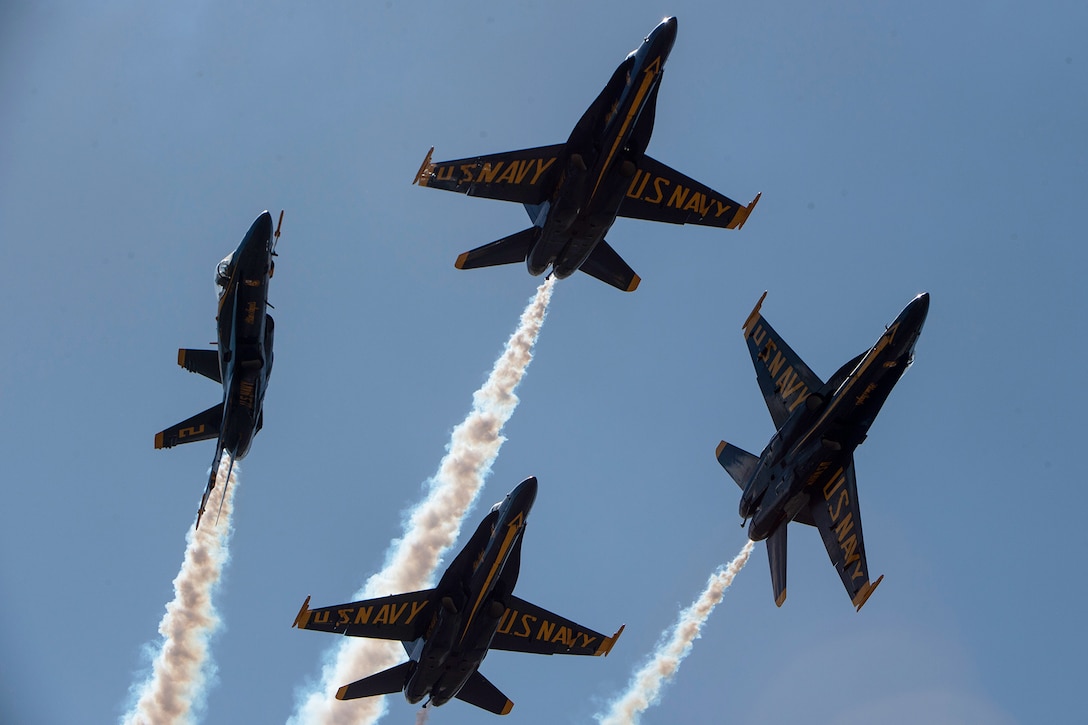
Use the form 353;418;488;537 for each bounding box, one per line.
526;16;677;279
215;211;275;461
740;293;930;541
403;477;537;707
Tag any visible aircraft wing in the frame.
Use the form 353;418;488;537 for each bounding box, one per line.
742;293;825;429
806;461;883;611
292;590;434;642
413;144;565;204
617;154;760;229
489;595;624;656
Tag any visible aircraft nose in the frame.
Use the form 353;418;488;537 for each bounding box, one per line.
652;16;678;52
907;292;930;330
509;476;538;513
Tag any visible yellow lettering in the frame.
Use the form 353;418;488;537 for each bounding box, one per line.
551;626;573;646
749;325;766;346
516;613;536;638
627;169;650;199
682;191;708;215
841;534;860;566
530;157;556;184
667;184;691;209
476;161;504;183
436;165;455;182
314;610;330;624
336;608;353;626
822;469;846;500
536;619;556;641
497;608;517;634
644;175;669;204
354;606;373;625
495;161;521;184
850;562;866;580
405;600;428;625
580;633;598;649
373;604;391;624
831;487;850;522
713;199;733;218
766;349;785;377
459;164;476;183
387;602;409;624
835;512;855;542
178;425;205;439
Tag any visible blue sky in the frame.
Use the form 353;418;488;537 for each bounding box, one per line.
2;2;1085;723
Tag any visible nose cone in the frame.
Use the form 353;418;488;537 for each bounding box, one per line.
507;476;538;517
903;292;930;334
648;16;678;58
239;211;274;254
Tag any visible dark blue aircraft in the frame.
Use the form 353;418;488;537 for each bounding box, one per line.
293;477;624;715
717;292;929;610
413;16;759;291
154;211;281;528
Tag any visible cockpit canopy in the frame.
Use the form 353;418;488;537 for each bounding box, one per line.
215;253;235;297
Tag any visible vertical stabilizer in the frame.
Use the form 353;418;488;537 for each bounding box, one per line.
766;525;788;607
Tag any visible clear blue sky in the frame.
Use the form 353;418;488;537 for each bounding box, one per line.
2;2;1085;723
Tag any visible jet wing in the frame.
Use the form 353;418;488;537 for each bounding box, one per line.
742;293;824;429
413;144;565;204
617;155;760;229
806;461;884;611
489;595;624;656
292;590;434;642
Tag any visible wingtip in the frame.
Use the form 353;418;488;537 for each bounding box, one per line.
775;588;787;607
728;191;761;230
454;251;470;269
293;596;312;629
853;574;884;611
715;440;728;458
742;291;768;334
413;146;435;185
500;699;514;715
154;431;165;449
597;624;625;656
335;685;349;701
626;274;641;292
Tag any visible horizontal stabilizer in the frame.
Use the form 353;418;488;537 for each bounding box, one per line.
155;403;223;449
456;227;538;270
177;348;221;383
335;661;413;701
455;670;514;715
715;441;759;490
579;239;640;292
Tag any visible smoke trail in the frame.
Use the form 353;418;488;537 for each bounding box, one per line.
414;707;430;724
291;277;556;725
122;456;240;725
596;540;756;725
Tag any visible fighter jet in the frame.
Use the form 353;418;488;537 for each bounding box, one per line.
412;16;759;292
716;292;929;610
154;210;281;529
292;477;624;715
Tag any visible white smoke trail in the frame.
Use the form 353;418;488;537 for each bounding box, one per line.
596;540;756;725
414;707;430;724
291;277;556;725
122;456;240;725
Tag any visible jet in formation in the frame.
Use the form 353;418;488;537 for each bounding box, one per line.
716;292;929;610
154;210;281;529
292;477;624;715
413;16;759;292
